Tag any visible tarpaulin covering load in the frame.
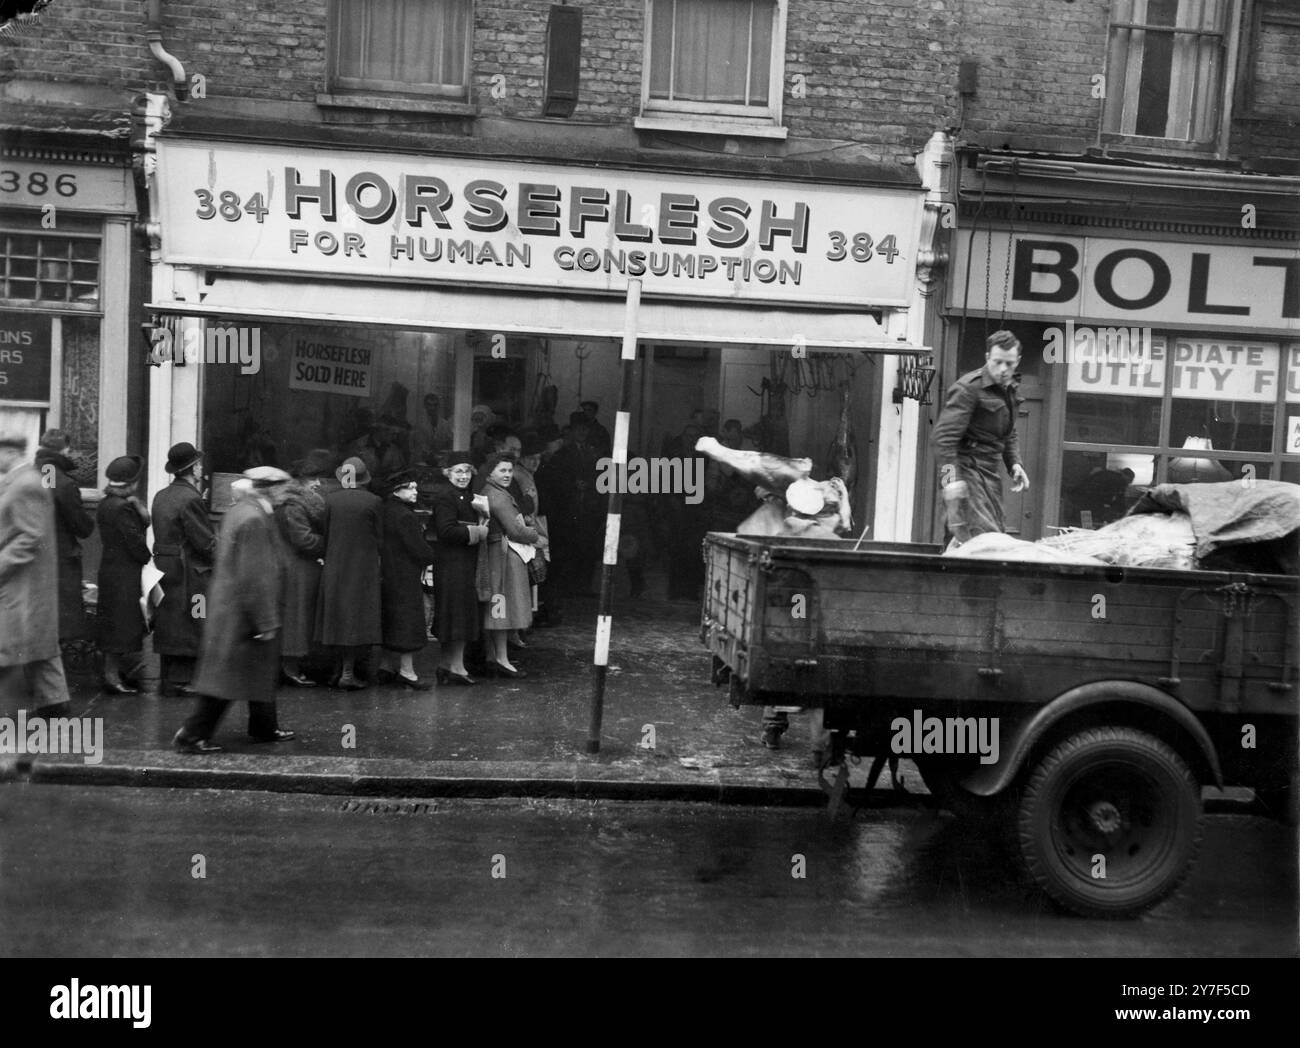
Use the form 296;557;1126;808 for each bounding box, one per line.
1126;481;1300;566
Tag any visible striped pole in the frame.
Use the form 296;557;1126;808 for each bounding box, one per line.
587;278;641;753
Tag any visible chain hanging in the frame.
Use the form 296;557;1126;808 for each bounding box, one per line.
1001;158;1019;324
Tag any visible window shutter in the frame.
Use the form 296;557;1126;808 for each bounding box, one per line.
544;4;583;117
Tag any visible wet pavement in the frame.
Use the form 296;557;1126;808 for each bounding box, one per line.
25;592;841;797
1;786;1293;957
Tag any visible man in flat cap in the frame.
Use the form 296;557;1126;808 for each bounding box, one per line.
0;433;73;719
174;467;295;752
151;441;217;695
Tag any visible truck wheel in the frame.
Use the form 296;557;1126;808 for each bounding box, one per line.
1016;727;1202;919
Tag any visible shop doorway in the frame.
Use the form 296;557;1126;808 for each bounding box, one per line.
644;346;718;455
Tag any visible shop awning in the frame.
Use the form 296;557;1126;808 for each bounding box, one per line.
148;275;926;352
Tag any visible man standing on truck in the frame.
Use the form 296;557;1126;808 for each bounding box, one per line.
932;329;1031;545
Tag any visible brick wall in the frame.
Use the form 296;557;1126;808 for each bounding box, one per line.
1;0;1295;166
956;0;1108;143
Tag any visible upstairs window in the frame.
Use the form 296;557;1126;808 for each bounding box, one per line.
642;0;786;130
1102;0;1237;146
330;0;473;99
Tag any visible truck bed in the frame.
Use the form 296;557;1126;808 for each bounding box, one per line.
701;533;1298;718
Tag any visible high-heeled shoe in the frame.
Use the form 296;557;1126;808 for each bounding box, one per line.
101;680;139;695
435;667;476;687
396;673;434;691
485;660;527;679
281;671;317;688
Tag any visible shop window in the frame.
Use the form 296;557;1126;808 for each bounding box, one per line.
1102;0;1237;147
640;0;786;134
0;232;99;305
330;0;473;99
200;319;458;488
1057;334;1297;528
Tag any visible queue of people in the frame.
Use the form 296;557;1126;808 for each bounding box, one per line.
0;399;760;750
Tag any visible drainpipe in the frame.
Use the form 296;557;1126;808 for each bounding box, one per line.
146;0;188;101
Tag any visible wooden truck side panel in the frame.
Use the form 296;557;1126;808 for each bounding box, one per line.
702;535;1298;724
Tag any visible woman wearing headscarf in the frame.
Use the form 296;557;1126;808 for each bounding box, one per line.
430;451;488;684
274;448;332;686
378;469;438;688
477;452;539;678
95;455;151;693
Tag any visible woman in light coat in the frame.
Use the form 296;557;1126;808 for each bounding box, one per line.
477;453;538;678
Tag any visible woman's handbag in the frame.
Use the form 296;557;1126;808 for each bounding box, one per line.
527;552;548;585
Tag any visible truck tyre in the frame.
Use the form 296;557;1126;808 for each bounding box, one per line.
1016;727;1202;919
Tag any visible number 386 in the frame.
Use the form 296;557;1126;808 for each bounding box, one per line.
0;171;77;196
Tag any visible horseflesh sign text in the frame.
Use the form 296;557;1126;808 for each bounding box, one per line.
950;231;1299;332
156;140;923;309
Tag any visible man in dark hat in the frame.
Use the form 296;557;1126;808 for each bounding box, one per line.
579;400;613;458
174;467;295;753
151;441;217;695
932;329;1031;545
316;455;383;689
0;433;72;719
34;429;95;643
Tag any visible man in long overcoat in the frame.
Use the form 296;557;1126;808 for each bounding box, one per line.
316;456;383;689
34;430;95;642
0;434;72;717
931;329;1031;545
174;468;295;753
151;442;217;695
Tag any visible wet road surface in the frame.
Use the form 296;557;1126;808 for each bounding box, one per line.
2;785;1293;957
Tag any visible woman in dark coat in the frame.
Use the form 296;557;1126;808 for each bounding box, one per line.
95;455;151;693
378;470;438;689
274;449;331;686
315;455;383;689
430;451;488;684
478;453;539;678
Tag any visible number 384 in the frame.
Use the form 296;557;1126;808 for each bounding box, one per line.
826;231;899;263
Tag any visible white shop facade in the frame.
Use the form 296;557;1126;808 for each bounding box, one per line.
145;133;945;536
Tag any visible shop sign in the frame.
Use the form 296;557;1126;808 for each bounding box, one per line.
0;312;51;402
951;231;1299;332
286;335;373;397
1066;336;1293;402
1288;415;1300;453
0;159;136;214
156;139;924;309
